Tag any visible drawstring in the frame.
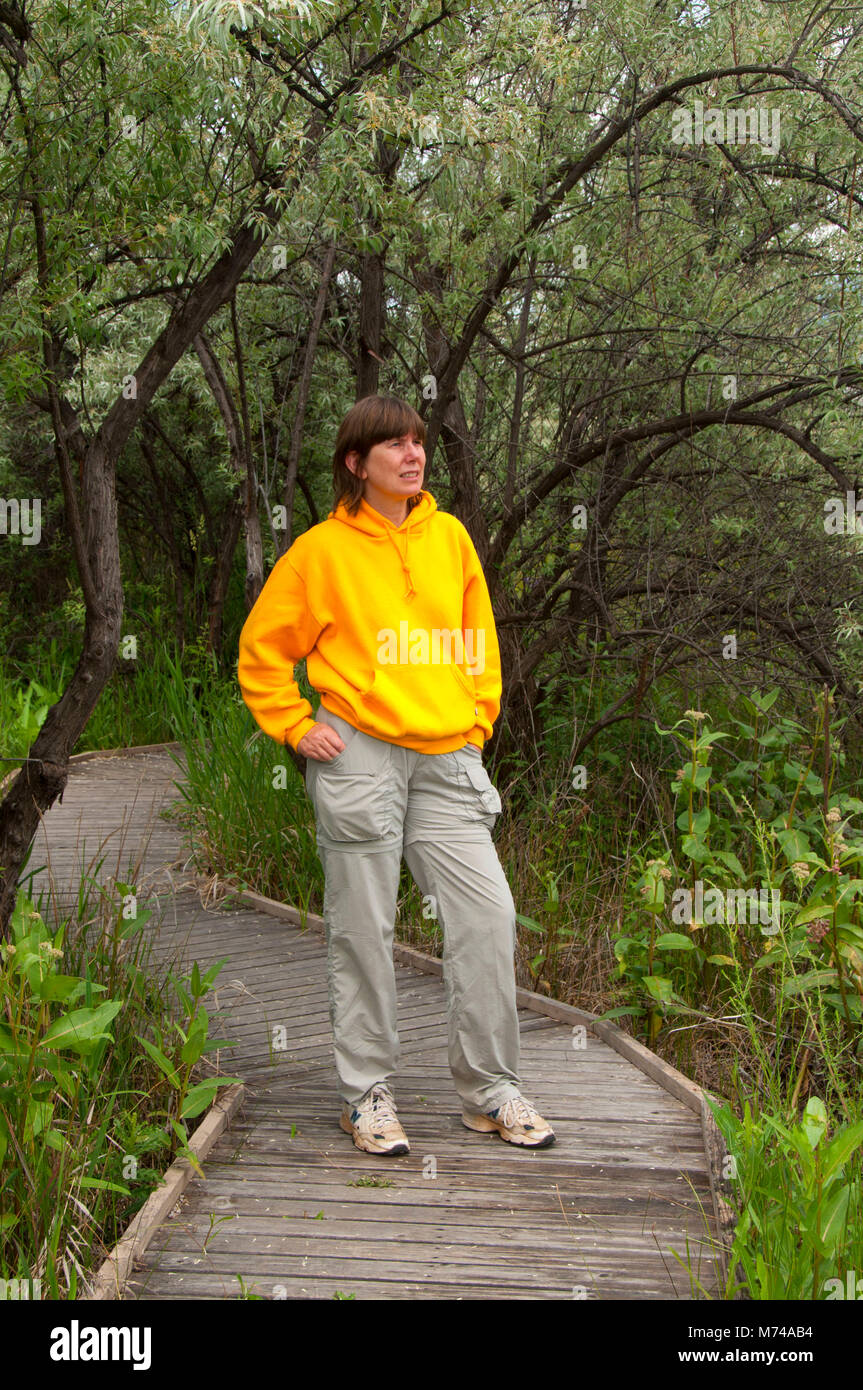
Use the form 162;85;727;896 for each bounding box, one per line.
388;526;416;599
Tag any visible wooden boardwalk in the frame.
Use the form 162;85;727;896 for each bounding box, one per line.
21;746;728;1300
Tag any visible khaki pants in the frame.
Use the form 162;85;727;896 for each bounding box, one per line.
305;706;523;1112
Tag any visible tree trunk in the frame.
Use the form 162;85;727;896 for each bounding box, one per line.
279;238;337;552
207;494;244;658
357;243;384;400
230;295;264;611
193;323;264;618
0;434;122;934
411;256;490;561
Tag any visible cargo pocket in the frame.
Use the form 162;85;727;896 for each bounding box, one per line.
308;750;395;844
457;751;502;821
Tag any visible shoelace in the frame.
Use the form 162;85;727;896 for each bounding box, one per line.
496;1095;536;1129
364;1086;399;1127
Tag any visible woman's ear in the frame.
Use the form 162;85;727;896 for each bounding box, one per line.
345;450;366;478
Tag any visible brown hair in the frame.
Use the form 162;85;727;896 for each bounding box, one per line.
333;394;426;515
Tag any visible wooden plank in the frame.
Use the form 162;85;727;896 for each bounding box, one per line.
142;1219;717;1260
125;1269;689;1300
127;1244;713;1284
133;1186;710;1220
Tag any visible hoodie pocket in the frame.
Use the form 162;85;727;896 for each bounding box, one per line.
358;663;477;740
450;662;476;701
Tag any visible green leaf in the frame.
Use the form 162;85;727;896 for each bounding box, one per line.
136;1035;181;1087
25;1099;53;1139
201;958;228;992
817;1184;850;1252
782;969;839;997
77;1176;131;1195
775;828;811;864
41;1001;122;1054
34;973;88;1004
706;954;736;965
515;912;544;934
681;764;713;790
712;850;747;878
643;974;674;1001
680;833;712;863
180;1076;242;1120
695;731;732;749
641;895;665;915
820;1120;863;1180
180;1029;206;1066
801;1097;828;1149
792;904;836;927
676;807;710;834
170;975;194;1020
655;932;695;951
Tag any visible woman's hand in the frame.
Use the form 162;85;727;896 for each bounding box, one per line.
297;723;347;761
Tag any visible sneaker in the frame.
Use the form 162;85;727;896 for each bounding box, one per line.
462;1092;555;1148
339;1083;410;1155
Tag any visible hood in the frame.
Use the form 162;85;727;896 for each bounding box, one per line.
330;490;437;600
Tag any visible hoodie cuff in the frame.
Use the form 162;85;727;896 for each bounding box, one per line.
464;727;486;750
285;716;317;752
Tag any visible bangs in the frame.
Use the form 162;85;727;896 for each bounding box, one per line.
333;395;426;515
363;397;426;450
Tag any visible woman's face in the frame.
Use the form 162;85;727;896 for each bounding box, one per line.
346;432;425;506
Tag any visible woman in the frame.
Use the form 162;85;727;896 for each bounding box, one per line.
237;394;554;1153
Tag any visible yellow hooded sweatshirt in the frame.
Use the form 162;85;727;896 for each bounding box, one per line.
236;490;502;754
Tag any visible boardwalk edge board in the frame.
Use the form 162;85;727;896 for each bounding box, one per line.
59;742;739;1297
81;1082;246;1301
